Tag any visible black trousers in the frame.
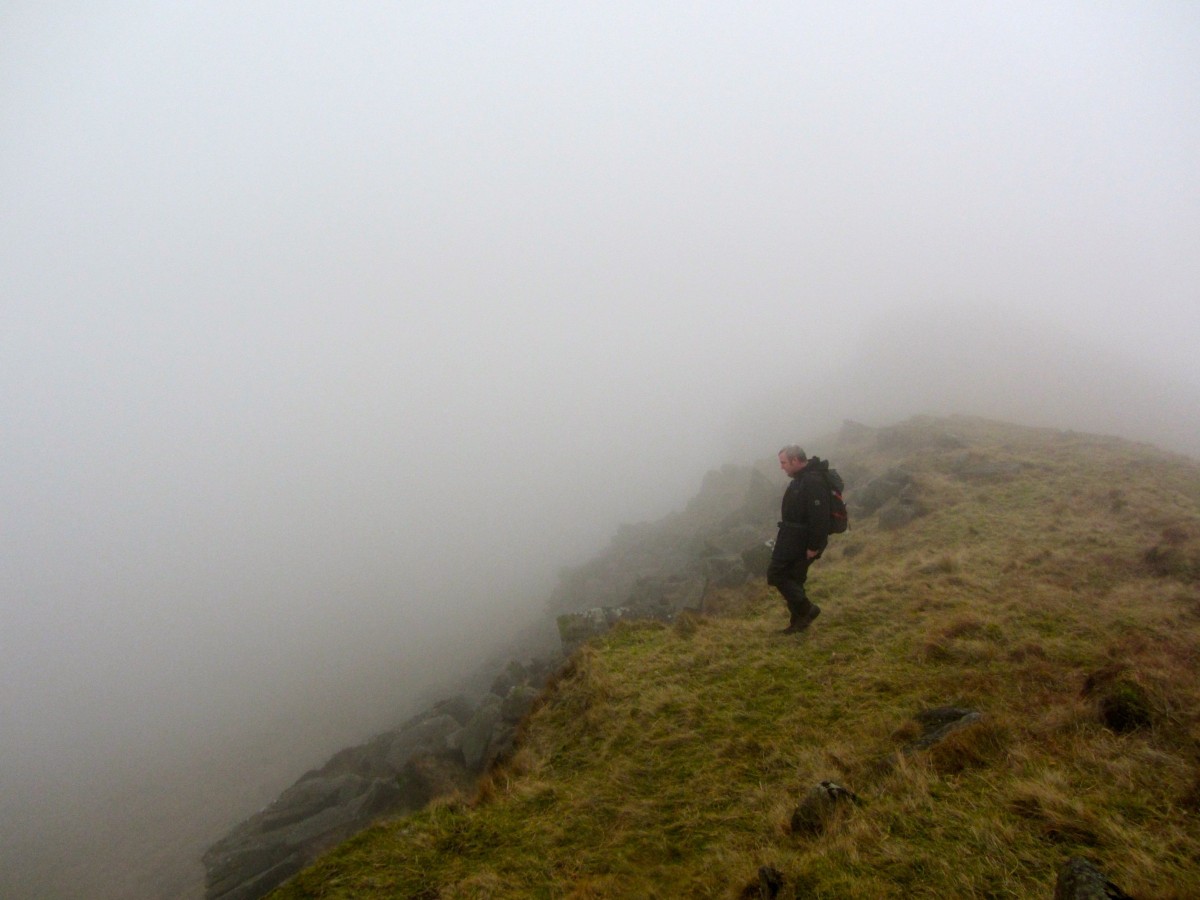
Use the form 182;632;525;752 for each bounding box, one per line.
766;552;814;621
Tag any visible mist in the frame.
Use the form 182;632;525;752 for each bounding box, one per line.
2;3;1198;897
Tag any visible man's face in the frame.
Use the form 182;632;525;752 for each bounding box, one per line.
778;452;806;476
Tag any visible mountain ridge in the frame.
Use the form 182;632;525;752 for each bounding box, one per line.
255;414;1200;897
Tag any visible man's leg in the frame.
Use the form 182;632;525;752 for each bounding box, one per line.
768;557;814;629
786;556;820;631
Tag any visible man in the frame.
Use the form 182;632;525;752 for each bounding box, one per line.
768;445;832;634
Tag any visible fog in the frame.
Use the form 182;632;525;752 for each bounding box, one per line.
2;3;1198;897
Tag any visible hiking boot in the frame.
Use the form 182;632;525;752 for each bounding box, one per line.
778;621;801;634
789;604;821;633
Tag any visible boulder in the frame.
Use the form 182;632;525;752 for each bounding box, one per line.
501;684;540;724
384;713;460;770
1054;857;1132;899
202;775;405;900
396;754;473;810
855;469;913;516
258;774;370;832
460;695;503;771
490;660;528;697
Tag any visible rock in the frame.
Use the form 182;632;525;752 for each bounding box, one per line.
384;713;460;770
739;865;786;898
878;499;919;531
855;469;913;516
299;732;396;781
490;660;528;697
790;781;859;837
203;837;297;900
701;524;764;556
907;707;983;752
704;553;749;588
1054;857;1132;899
424;695;476;727
757;865;785;898
501;684;540;724
460;695;503;770
483;722;518;769
202;775;406;900
258;774;370;831
741;540;774;577
557;606;630;654
396;754;472;810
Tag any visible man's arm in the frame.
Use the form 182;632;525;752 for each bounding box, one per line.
802;473;831;555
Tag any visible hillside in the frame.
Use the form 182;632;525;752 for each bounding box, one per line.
269;416;1200;898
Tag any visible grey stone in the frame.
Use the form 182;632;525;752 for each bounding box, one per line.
1054;857;1132;899
501;684;539;724
855;469;913;516
557;606;630;653
489;660;530;697
384;713;460;770
460;696;503;770
483;722;518;768
204;837;293;899
258;774;369;831
907;708;983;752
210;851;304;900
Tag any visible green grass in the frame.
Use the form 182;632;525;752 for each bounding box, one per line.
273;417;1200;899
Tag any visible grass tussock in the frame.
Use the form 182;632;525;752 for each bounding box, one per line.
272;418;1200;899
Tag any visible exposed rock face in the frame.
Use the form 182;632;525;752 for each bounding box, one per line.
203;453;864;899
203;662;557;900
203;774;406;900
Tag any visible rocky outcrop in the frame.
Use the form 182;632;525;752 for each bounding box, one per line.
204;449;867;899
548;464;779;616
203;659;559;900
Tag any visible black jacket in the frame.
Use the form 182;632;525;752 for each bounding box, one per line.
778;457;832;555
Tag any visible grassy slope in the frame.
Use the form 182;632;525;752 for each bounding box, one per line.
272;417;1200;898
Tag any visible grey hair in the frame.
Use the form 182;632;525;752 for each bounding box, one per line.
779;445;807;462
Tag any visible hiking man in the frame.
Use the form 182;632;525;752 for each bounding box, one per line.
768;445;832;634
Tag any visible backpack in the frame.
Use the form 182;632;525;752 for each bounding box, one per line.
813;459;849;534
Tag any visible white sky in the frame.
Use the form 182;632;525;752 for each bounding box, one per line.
1;3;1198;894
